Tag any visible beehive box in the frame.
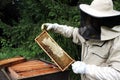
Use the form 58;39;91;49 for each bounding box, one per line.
35;30;75;71
0;57;26;69
6;60;70;80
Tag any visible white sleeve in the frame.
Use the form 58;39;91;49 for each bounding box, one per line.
53;23;85;44
52;23;75;38
86;65;120;80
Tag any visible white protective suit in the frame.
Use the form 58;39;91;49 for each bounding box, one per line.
41;23;120;80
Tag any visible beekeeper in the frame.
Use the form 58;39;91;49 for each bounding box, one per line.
41;0;120;80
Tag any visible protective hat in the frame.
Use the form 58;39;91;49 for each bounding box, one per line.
79;0;120;18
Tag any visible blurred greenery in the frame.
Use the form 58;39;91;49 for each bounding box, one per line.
0;0;83;59
0;0;120;80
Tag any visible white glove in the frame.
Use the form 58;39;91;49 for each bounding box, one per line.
41;23;55;31
72;61;87;74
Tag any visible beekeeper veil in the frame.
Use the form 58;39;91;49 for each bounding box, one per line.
78;0;120;40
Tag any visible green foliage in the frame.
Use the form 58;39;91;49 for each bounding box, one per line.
113;0;120;10
0;0;81;60
0;47;50;60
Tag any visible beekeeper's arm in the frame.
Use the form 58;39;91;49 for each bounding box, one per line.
41;23;85;44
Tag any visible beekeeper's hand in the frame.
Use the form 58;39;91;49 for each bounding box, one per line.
41;23;55;31
72;61;87;74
